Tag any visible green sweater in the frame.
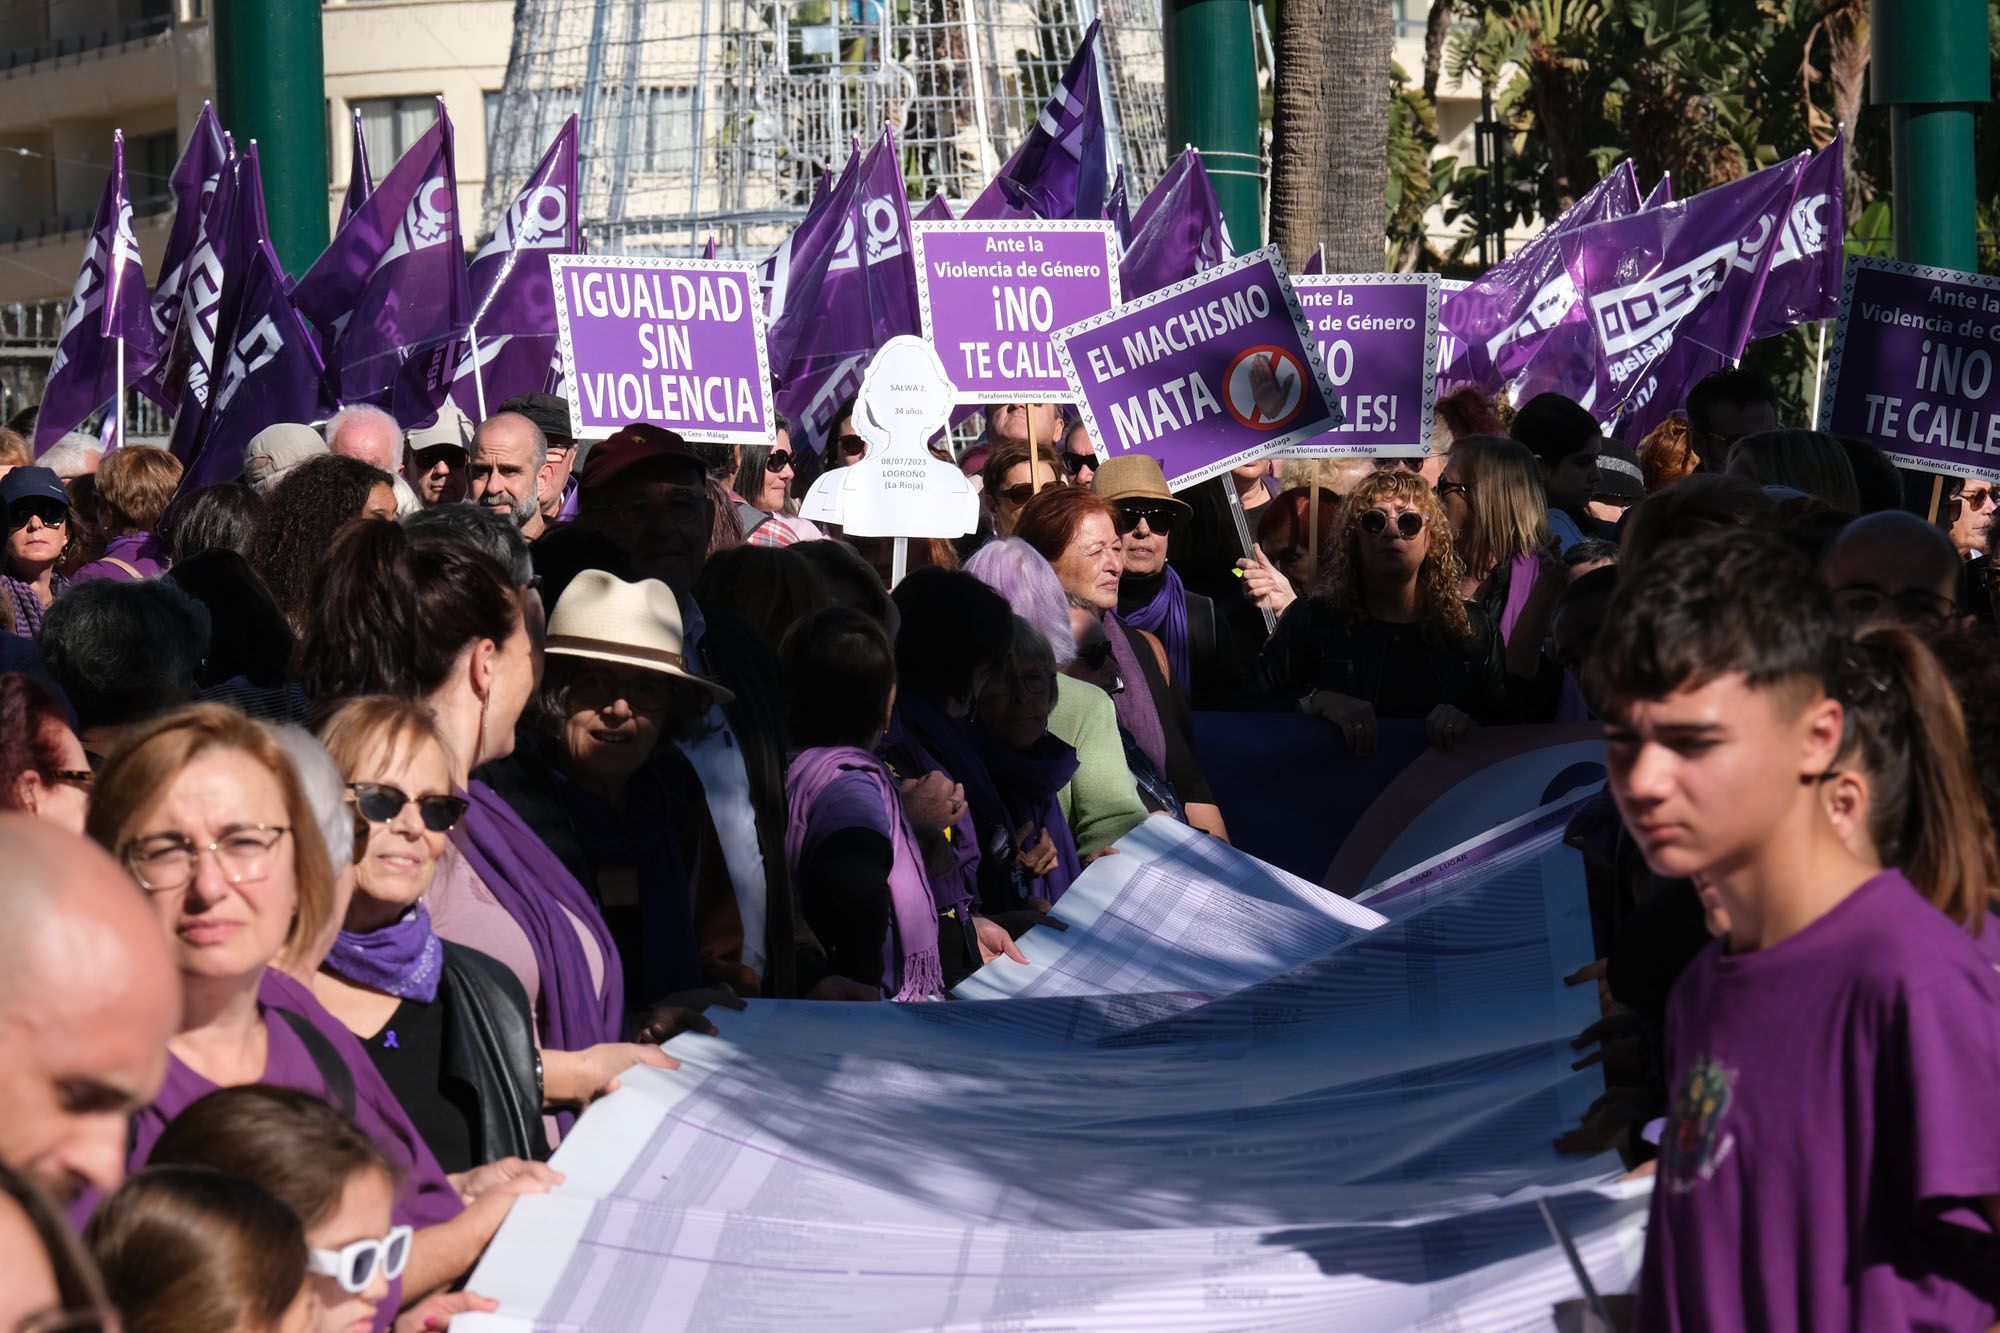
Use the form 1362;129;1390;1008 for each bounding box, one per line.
1047;675;1151;858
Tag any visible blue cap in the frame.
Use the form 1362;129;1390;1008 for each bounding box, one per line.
1;466;67;510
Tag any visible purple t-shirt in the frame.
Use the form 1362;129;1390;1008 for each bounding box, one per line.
1637;870;2000;1332
69;531;169;583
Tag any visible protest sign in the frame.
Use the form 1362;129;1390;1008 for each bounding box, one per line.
911;219;1121;402
798;334;979;540
1284;272;1439;457
1054;246;1341;490
549;254;774;444
1819;256;2000;483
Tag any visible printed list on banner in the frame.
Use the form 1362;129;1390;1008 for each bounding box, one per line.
1286;273;1440;458
549;254;775;443
1821;257;2000;482
1054;246;1344;490
913;220;1121;403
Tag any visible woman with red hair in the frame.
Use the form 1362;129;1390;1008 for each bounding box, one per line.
0;672;89;830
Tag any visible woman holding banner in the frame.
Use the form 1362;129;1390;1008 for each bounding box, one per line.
1252;470;1514;757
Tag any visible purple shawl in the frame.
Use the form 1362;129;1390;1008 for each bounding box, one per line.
1117;565;1192;698
978;731;1083;904
785;747;943;1001
1104;616;1168;771
879;709;980;922
454;779;623;1051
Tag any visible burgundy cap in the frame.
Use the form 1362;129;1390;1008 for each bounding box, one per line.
578;423;706;493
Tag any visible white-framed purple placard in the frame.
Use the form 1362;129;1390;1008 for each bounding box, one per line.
1284;272;1439;458
1818;255;2000;485
1052;245;1343;492
911;219;1121;403
549;254;775;444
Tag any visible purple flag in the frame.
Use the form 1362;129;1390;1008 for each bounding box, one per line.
165;147;269;464
1102;164;1131;248
139;103;229;409
339;108;374;232
701;235;717;260
36;132;161;454
1436;161;1642;392
917;194;955;223
179;234;335;491
1118;149;1233;299
964;21;1108;223
1301;244;1326;277
436;116;579;419
769;129;921;451
760;148;853;319
1641;172;1673;211
1559;152;1808;434
1749;134;1844;340
293;102;471;412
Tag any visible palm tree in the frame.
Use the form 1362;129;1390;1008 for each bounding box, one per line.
1268;0;1395;273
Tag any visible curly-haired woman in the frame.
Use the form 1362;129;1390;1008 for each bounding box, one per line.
1250;469;1521;756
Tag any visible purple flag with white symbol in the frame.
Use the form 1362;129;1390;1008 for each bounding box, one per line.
964;21;1108;223
339;109;373;232
293;102;471;411
438;117;580;418
1749;134;1844;340
36;132;161;454
761;144;855;322
1102;164;1131;249
140;102;228;409
165;147;268;463
178;234;335;491
1436;161;1641;392
1118;149;1233;299
1559;152;1808;433
769;129;921;452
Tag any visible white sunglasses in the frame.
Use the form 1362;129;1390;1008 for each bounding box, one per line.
307;1224;413;1294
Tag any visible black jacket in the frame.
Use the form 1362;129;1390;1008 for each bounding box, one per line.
1250;597;1513;722
439;943;550;1165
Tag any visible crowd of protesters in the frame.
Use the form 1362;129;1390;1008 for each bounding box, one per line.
1;361;1998;1332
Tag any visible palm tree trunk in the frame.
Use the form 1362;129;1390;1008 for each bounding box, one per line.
1269;0;1395;273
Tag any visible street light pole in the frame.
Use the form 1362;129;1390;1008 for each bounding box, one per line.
1162;0;1264;251
1871;0;1988;269
212;0;330;277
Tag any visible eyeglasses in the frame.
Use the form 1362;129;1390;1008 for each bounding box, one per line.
50;769;92;789
984;669;1053;700
1358;508;1425;539
16;1307;118;1333
566;664;676;712
6;499;67;530
121;825;290;893
347;782;468;833
308;1224;413;1294
1434;480;1471;502
1060;450;1096;476
1831;585;1959;627
836;434;868;460
1075;638;1115;670
997;483;1045;507
1114;503;1180;536
1370;457;1422;472
764;449;794;473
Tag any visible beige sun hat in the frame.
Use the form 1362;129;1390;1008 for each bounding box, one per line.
544;569;735;704
243;422;327;493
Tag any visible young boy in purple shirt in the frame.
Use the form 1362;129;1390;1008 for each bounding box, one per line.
1584;529;2000;1331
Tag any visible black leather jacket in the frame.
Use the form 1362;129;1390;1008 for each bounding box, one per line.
1250;596;1513;721
439;943;550;1165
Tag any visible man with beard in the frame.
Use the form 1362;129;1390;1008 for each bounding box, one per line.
468;411;550;541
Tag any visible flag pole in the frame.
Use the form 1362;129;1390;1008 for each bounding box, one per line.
114;338;124;451
470;324;489;421
1028;406;1041;495
1225;476;1276;633
1809;319;1829;424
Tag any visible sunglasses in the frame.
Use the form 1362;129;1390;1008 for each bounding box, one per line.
764;449;794;473
836;434;868;459
1358;508;1426;539
997;483;1045;507
1434;480;1470;502
1075;638;1115;670
1114;503;1180;536
7;499;67;530
51;769;92;788
308;1224;414;1294
1370;457;1422;472
347;782;469;833
1060;450;1096;476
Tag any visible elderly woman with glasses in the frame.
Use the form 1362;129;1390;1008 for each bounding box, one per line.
84;705;530;1311
3;467;72;636
1252;470;1521;757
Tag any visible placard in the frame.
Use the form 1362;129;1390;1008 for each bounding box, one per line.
549;255;774;444
912;219;1121;403
1819;256;2000;483
1053;246;1342;491
1285;272;1439;457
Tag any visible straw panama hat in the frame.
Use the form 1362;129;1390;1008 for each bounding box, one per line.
1091;454;1193;525
544;569;735;705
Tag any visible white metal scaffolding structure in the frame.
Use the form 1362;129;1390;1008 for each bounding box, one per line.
482;0;1168;259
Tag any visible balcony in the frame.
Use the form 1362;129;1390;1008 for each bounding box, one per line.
1;14;175;77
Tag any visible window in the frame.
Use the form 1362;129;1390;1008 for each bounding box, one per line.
130;130;177;215
351;95;440;169
634;87;695;173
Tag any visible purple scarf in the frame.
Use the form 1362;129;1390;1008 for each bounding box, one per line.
324;904;444;1003
879;710;980;922
453;779;624;1051
784;747;943;1001
1117;565;1191;698
2;571;64;637
977;731;1083;904
1104;617;1168;772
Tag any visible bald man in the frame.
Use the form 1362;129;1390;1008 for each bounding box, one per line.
1822;510;1964;630
468;411;550;540
0;817;179;1202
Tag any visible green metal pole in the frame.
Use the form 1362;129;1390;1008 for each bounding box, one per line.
212;0;329;277
1162;0;1263;251
1870;0;1988;269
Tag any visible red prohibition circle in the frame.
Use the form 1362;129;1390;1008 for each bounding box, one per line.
1224;344;1308;430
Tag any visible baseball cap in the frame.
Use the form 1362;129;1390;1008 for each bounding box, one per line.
498;393;574;445
1;466;68;509
578;423;706;493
